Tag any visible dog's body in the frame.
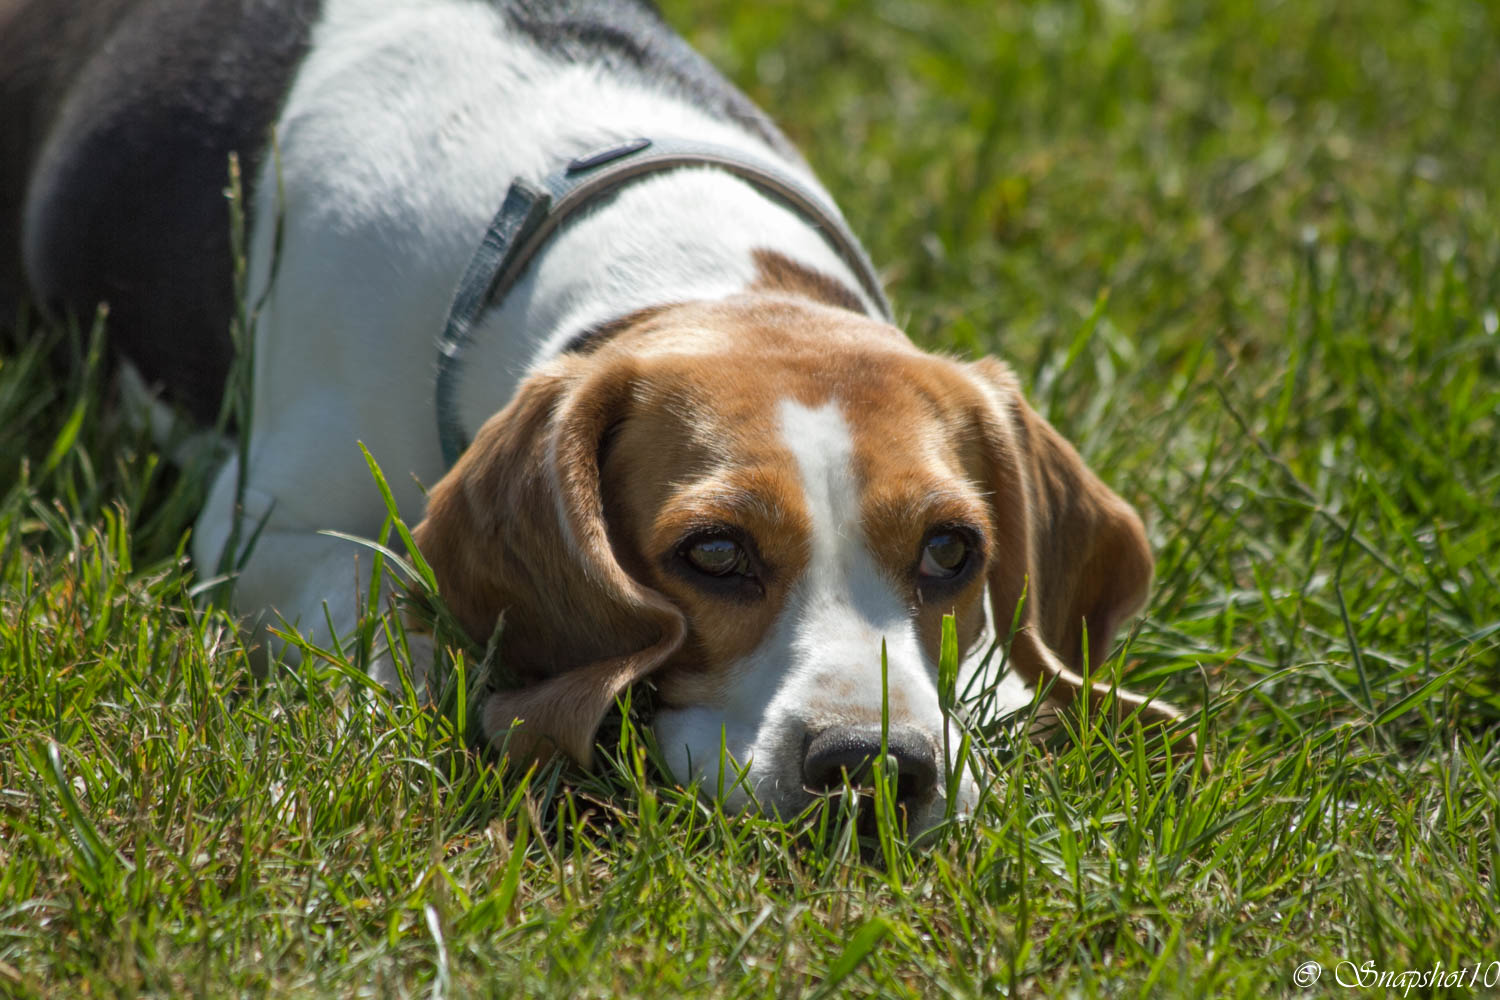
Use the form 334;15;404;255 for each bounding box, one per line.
3;0;1183;830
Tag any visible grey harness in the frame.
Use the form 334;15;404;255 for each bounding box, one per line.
434;136;892;468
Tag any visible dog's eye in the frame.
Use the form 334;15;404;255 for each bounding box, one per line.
683;536;751;577
918;531;969;579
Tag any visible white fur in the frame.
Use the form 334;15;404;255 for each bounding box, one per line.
193;0;872;657
653;399;982;829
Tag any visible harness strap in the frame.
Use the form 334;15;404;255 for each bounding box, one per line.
434;136;891;468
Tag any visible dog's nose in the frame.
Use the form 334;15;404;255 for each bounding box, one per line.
802;725;939;809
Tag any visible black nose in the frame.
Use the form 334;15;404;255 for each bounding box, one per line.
802;725;939;810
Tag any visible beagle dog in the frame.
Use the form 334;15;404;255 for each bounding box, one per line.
2;0;1185;830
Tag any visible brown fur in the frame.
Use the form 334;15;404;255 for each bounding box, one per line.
964;357;1180;734
750;248;867;313
413;291;1184;766
412;360;687;765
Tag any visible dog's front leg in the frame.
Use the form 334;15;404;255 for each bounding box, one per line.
193;452;432;690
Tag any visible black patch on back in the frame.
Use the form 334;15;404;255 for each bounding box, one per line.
2;0;321;423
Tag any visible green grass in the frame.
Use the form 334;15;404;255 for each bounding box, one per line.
3;0;1498;995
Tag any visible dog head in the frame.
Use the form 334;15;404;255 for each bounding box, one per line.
412;293;1180;830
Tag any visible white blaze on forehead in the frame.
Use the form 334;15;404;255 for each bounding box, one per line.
774;398;925;676
777;398;858;566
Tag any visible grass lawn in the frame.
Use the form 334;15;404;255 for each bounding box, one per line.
2;0;1498;995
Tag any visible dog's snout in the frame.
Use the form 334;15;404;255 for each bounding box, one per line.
802;725;939;808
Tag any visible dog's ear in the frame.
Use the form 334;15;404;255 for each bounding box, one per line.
965;357;1183;732
412;359;685;767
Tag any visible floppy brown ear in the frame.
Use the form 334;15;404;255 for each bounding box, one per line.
966;357;1185;734
411;359;685;767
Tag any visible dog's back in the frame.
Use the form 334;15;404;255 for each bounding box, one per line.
0;0;799;423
